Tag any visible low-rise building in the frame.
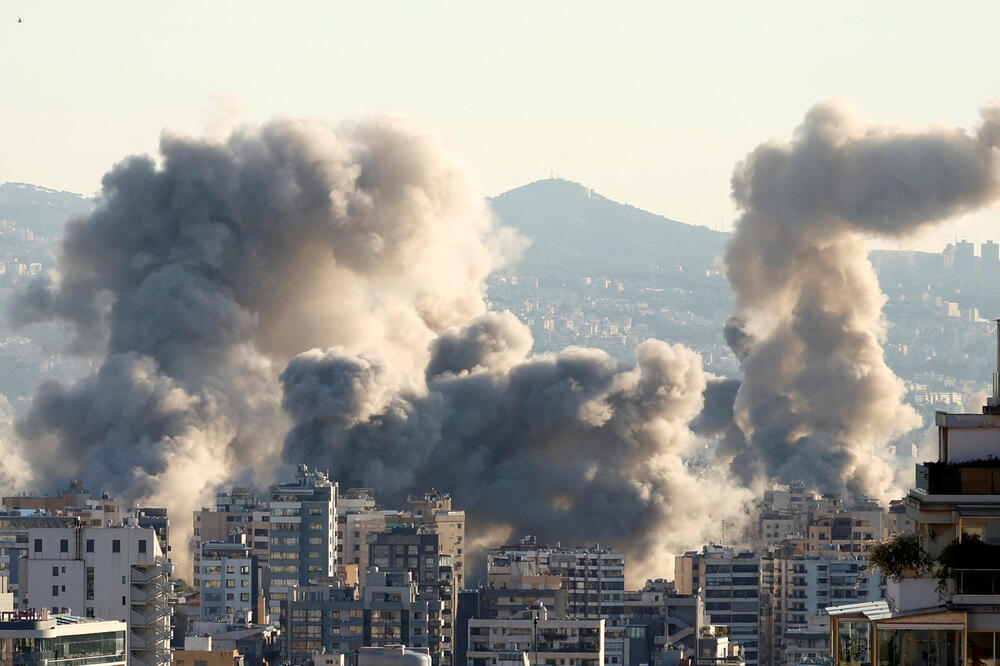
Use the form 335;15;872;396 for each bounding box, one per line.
0;609;128;666
172;635;245;666
467;603;604;666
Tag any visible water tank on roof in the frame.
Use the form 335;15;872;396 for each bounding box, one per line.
358;645;432;666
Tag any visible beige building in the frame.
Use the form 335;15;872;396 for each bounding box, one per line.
173;635;245;666
407;490;466;597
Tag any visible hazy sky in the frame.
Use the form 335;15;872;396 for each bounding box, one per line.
3;1;1000;251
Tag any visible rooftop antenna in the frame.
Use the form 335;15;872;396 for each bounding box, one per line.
987;318;1000;415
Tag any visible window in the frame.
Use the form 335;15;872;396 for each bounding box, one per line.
59;539;68;553
138;540;147;553
122;596;126;606
52;585;59;596
112;540;121;553
52;566;59;576
33;539;42;553
86;539;94;553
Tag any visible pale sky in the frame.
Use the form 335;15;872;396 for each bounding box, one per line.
3;1;1000;251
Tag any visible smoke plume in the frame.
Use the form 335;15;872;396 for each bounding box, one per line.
10;116;514;575
282;313;750;583
722;100;1000;499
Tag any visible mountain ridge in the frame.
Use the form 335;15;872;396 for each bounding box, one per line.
488;177;729;275
0;182;93;238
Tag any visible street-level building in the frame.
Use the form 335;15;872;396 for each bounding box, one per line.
0;609;127;666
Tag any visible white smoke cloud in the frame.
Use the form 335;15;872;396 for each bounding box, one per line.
723;99;1000;501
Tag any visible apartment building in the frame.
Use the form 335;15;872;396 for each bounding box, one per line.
282;569;446;666
340;510;398;587
3;481;122;527
407;490;466;599
18;524;171;666
368;528;453;665
803;516;878;556
467;603;604;666
488;539;626;619
675;548;760;666
193;487;268;588
199;535;260;623
268;465;338;627
487;538;624;666
0;512;79;602
827;386;1000;666
763;555;882;666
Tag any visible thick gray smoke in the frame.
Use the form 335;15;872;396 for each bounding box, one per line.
723;100;1000;499
9;116;514;574
282;313;750;583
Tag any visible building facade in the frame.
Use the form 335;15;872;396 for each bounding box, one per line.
18;525;171;666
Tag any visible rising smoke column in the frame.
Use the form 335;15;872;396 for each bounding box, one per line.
282;311;751;583
9;116;514;574
723;100;1000;498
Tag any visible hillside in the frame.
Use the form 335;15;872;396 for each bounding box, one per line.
0;182;93;238
489;178;728;275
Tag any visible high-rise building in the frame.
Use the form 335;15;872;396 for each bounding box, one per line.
406;490;466;600
983;240;1000;276
762;555;882;666
267;465;338;627
368;527;452;664
676;548;760;666
955;239;976;276
193;487;268;588
18;524;172;666
200;534;261;623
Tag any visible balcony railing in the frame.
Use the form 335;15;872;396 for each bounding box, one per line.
916;463;1000;495
953;568;1000;595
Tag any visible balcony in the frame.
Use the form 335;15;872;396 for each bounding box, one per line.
915;462;1000;495
950;569;1000;605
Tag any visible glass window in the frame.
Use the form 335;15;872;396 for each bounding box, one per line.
877;628;962;666
112;540;120;553
968;632;994;666
138;540;147;553
838;621;872;666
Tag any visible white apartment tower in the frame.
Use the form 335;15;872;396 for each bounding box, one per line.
18;524;171;666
